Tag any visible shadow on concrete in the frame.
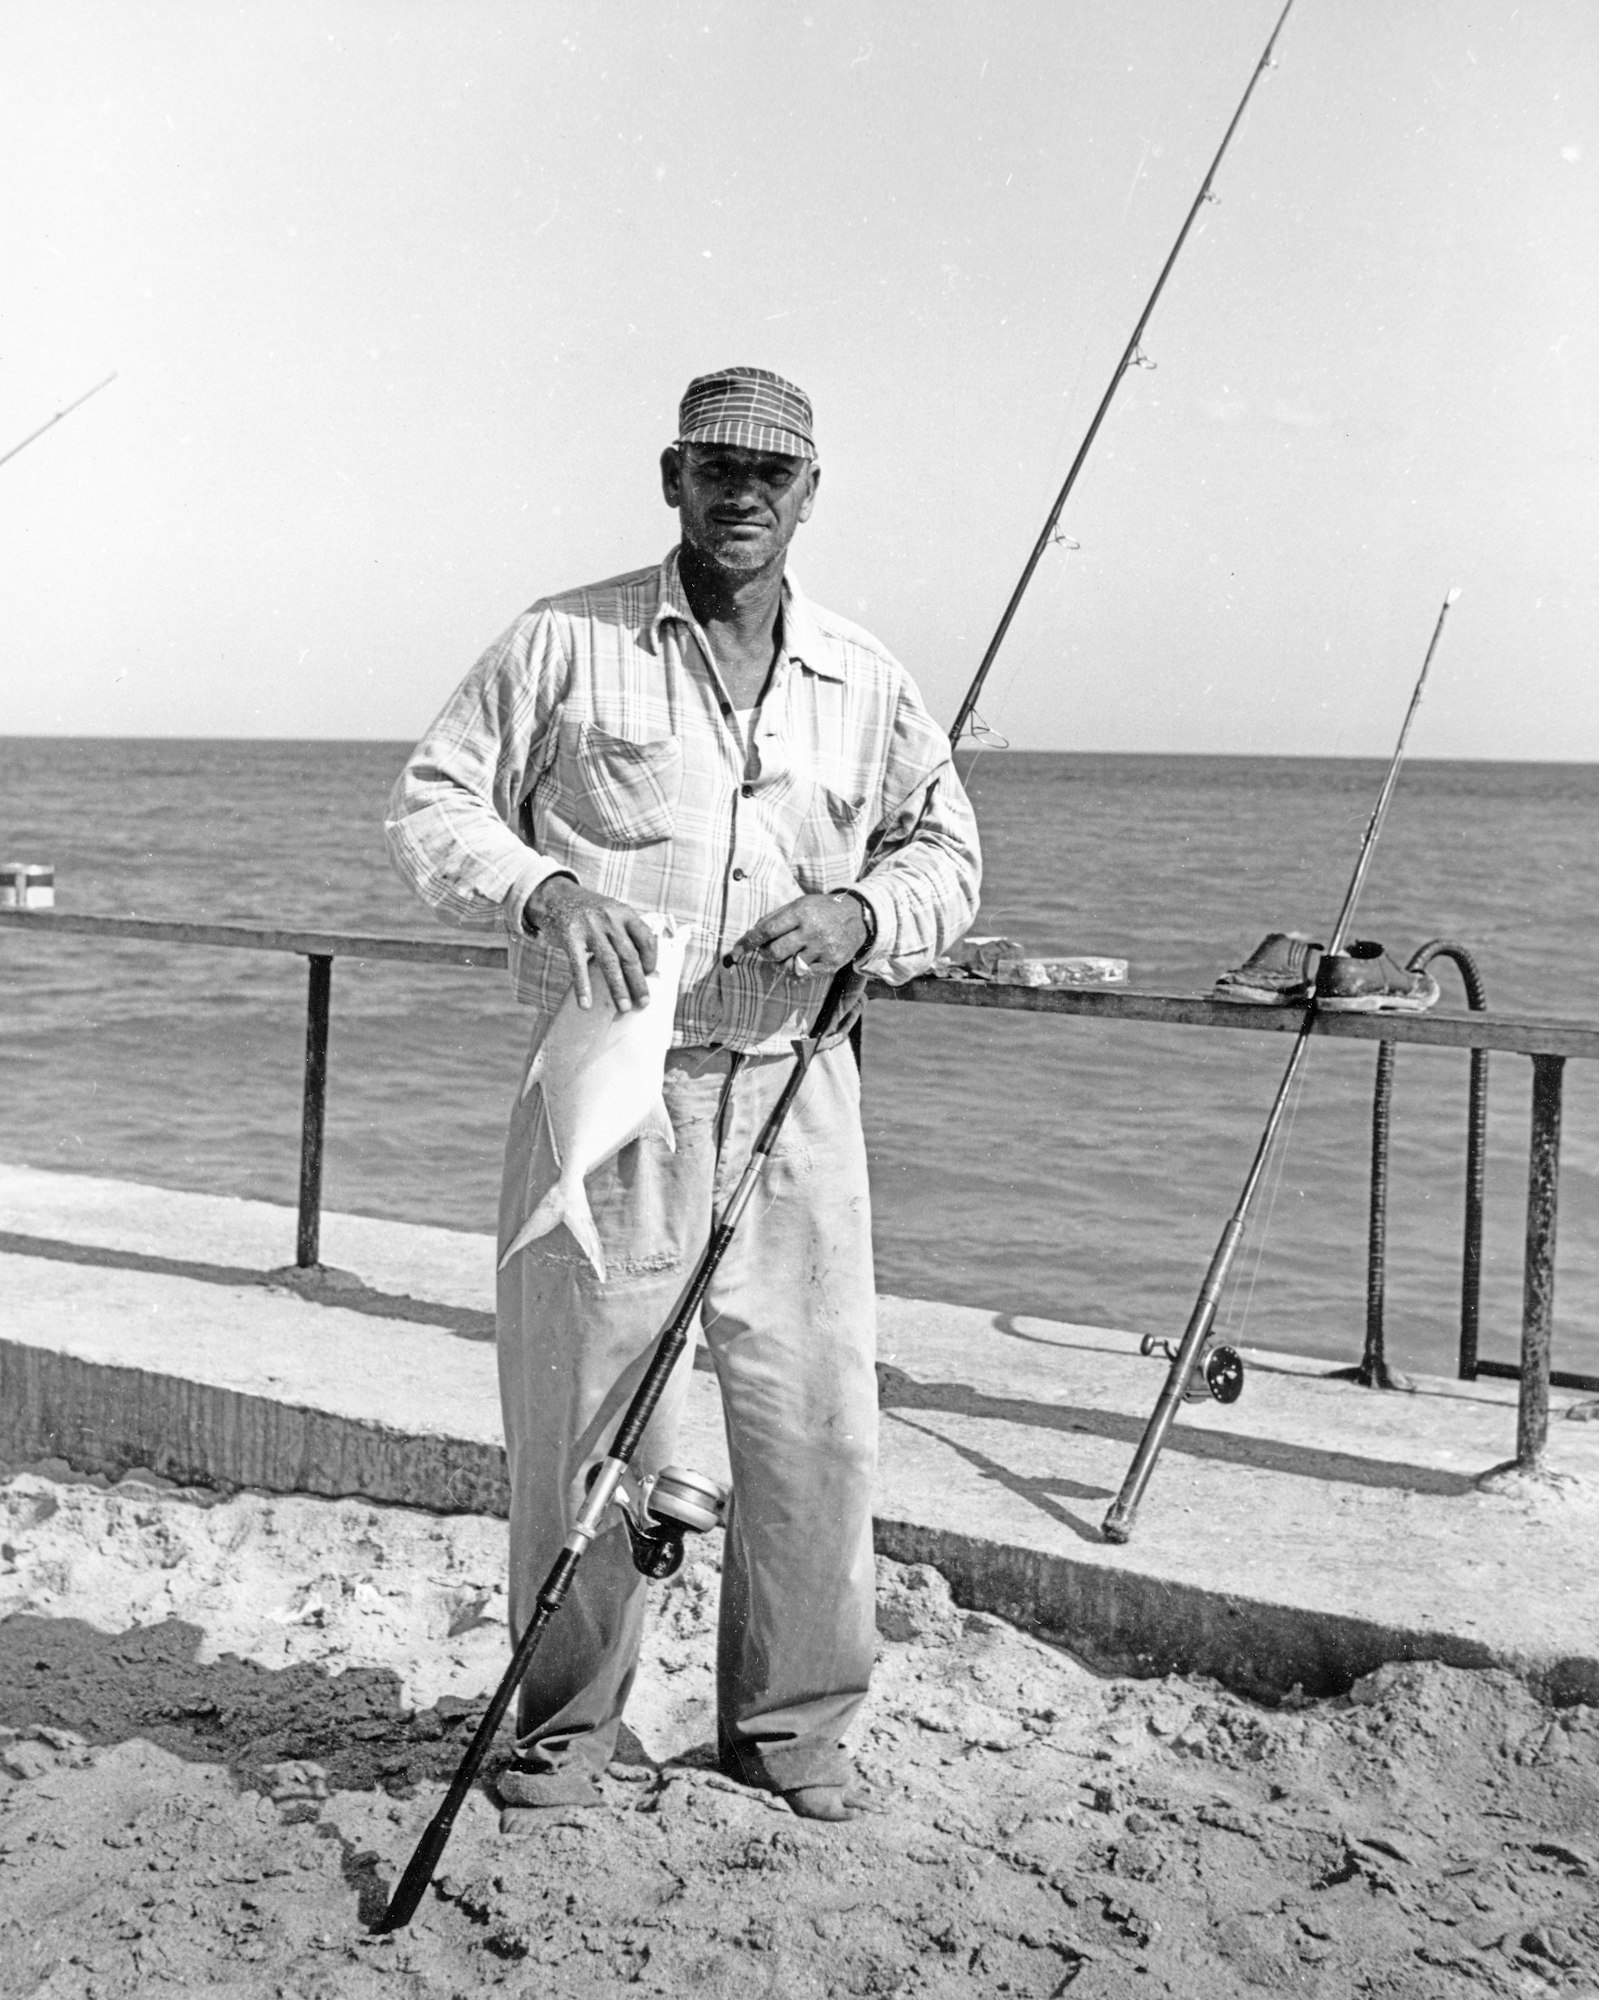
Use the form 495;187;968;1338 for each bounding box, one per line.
874;1362;1478;1498
0;1231;495;1341
988;1311;1365;1384
0;1611;493;1793
885;1410;1112;1545
988;1311;1112;1353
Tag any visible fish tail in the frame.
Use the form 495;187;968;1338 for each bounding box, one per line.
496;1179;609;1285
497;1183;568;1271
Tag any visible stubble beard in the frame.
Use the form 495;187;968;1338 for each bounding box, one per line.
686;523;780;582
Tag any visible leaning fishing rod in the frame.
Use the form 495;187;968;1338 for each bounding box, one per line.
377;961;862;1933
0;373;117;473
949;0;1297;759
1101;588;1462;1546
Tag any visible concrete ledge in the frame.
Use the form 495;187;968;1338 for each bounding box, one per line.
0;1343;510;1518
872;1517;1505;1702
4;1160;1598;1707
9;1340;1593;1707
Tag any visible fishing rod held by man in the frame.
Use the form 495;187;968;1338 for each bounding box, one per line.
378;962;866;1931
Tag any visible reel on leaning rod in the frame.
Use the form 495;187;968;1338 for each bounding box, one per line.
1139;1333;1246;1406
614;1464;728;1580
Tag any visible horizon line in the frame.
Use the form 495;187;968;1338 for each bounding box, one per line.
1;734;1595;770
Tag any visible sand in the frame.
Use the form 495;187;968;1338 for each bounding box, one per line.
2;1463;1597;1999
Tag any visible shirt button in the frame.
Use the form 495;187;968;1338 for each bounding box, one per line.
722;953;735;968
732;867;746;881
741;784;753;798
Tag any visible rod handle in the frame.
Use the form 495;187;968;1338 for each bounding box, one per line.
376;1579;563;1930
810;963;867;1048
377;1803;461;1933
1102;1217;1243;1543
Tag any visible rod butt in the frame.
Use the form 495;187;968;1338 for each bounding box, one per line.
376;1811;455;1932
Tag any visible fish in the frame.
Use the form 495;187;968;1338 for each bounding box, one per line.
498;912;690;1282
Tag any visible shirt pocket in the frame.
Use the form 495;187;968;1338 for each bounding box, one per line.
568;722;683;846
791;779;867;892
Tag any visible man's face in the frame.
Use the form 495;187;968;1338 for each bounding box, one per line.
661;442;819;575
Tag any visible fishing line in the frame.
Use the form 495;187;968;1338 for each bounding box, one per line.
957;667;1022;791
692;1055;819;1339
1220;1038;1314;1348
957;517;1080;789
956;711;1011;794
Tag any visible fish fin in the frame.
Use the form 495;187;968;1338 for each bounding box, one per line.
519;1044;547;1103
636;1096;676;1152
534;1086;562;1172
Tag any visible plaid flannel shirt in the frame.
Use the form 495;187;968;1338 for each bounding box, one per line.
385;548;982;1053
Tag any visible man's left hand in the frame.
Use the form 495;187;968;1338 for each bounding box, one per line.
735;893;865;980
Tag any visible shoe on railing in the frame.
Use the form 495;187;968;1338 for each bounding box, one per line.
1213;931;1323;1006
1315;941;1441;1015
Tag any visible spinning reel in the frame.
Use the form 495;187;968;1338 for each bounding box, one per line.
613;1464;728;1580
1139;1334;1246;1405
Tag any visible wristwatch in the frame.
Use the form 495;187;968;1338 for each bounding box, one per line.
829;887;878;966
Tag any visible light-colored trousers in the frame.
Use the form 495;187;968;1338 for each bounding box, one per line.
495;1035;879;1799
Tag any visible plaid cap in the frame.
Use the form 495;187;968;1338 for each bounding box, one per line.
677;366;816;461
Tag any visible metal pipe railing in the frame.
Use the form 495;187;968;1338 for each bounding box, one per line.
1358;940;1491;1390
1516;1054;1565;1474
297;955;333;1269
5;908;1597;1053
5;905;1595;1474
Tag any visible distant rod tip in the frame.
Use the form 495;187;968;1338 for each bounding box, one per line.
1446;587;1461;604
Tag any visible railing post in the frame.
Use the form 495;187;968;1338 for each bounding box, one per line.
1359;1040;1396;1386
1517;1052;1564;1473
1459;1041;1488;1380
297;954;333;1269
1356;940;1488;1389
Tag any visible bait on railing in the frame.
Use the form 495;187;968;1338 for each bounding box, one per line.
4;905;1595;1481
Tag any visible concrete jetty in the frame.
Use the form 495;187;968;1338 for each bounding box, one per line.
3;1159;1596;1705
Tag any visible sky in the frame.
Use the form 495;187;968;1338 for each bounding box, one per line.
3;0;1595;758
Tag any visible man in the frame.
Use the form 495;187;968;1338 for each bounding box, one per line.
386;365;980;1824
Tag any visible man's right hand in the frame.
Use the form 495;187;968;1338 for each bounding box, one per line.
523;876;659;1013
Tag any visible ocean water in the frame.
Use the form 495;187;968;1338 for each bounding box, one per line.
2;738;1596;1380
